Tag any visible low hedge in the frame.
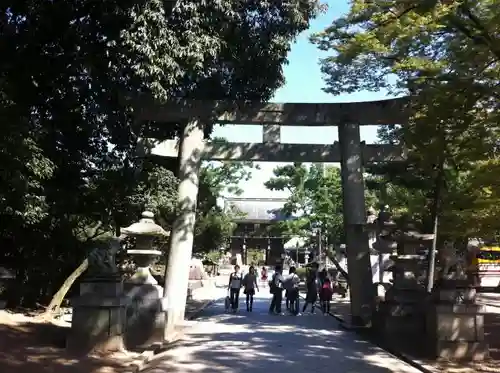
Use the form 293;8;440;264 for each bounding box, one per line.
295;267;307;280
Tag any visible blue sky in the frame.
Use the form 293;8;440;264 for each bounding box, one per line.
211;0;393;198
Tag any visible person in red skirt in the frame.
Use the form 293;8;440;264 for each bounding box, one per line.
319;277;334;315
261;266;268;285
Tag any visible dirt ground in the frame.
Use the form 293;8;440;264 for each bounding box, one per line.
0;311;141;373
329;294;500;373
0;285;220;373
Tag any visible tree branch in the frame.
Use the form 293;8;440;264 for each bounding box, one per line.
449;2;500;60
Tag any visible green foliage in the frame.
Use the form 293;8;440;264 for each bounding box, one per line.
204;250;224;264
246;249;264;266
265;163;348;245
311;0;500;242
450;160;500;238
311;1;499;97
193;208;236;254
193;160;259;254
0;1;322;306
295;267;307;280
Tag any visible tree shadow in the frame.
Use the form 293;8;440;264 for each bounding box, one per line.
140;296;422;373
0;320;134;373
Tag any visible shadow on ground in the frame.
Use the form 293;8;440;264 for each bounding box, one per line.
142;296;421;373
0;319;133;373
0;290;223;373
329;295;500;373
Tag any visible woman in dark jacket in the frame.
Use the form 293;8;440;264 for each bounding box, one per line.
302;264;319;313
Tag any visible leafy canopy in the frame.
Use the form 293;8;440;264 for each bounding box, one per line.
0;0;323;306
311;0;500;241
265;163;345;245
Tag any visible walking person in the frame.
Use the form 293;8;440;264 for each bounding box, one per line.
302;263;319;314
243;265;259;312
318;268;328;287
284;271;291;310
319;276;333;315
286;266;301;315
268;265;284;315
227;265;243;312
261;267;268;288
284;273;292;310
285;287;290;310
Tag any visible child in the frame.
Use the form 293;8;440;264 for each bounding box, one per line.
261;267;268;287
319;277;333;315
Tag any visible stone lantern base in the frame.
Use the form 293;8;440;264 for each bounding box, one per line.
427;280;489;361
374;254;428;353
427;304;488;361
124;282;165;350
67;277;130;354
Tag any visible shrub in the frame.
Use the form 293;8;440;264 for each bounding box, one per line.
295;267;307;280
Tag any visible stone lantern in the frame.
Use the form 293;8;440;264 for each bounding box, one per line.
374;217;434;356
120;211;169;350
121;211;169;285
304;249;310;264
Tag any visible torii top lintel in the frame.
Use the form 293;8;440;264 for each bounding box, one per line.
135;96;410;126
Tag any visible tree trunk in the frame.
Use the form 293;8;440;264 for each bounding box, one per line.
325;250;350;284
37;258;88;320
426;157;445;293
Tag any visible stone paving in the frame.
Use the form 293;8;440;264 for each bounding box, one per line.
140;292;424;373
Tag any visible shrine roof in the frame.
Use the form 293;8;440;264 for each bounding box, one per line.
224;197;295;222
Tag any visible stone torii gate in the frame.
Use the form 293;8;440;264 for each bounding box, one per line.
135;97;409;331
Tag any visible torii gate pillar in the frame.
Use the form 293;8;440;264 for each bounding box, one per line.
163;120;204;340
339;122;374;326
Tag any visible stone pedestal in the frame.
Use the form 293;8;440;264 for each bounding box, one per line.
123;248;164;350
427;281;488;361
68;279;129;353
428;303;488;360
375;255;427;349
377;300;426;339
124;282;164;350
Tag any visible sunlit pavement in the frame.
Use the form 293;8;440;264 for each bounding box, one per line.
141;292;424;373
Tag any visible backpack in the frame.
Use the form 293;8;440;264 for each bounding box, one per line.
286;273;299;290
268;273;281;293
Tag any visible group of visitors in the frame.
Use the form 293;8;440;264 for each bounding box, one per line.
269;263;333;316
227;264;259;312
301;264;334;315
227;262;335;316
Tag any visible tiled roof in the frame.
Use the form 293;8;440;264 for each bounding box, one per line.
224;197;294;222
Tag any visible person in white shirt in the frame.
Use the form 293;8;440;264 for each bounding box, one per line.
268;265;284;314
243;265;259;312
228;265;242;312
